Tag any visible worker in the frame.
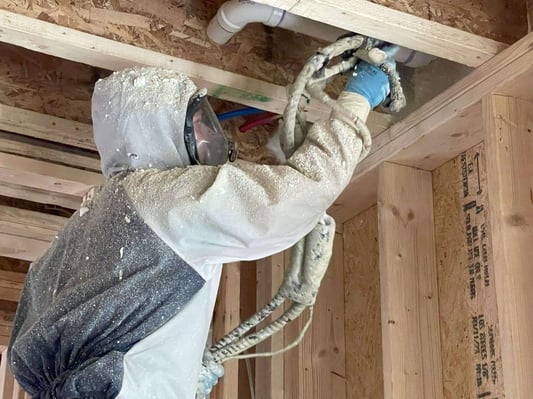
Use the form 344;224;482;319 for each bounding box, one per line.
8;53;395;398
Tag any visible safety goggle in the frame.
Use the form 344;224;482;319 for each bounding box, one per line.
184;89;237;166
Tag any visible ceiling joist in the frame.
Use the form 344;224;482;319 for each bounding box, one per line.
0;10;392;134
0;153;103;197
0;182;81;210
253;0;508;67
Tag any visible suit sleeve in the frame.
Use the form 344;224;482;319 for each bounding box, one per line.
122;118;362;277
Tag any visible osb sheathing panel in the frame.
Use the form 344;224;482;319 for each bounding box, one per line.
0;41;280;164
372;0;526;44
0;42;97;123
433;143;504;398
0;0;328;88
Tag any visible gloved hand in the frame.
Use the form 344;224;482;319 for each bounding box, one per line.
345;61;390;109
336;45;398;124
344;45;399;108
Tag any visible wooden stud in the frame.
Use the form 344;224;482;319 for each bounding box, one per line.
212;262;241;399
238;261;257;399
12;379;28;399
283;232;346;399
484;94;533;398
0;348;14;399
310;232;346;398
252;0;507;67
255;252;285;399
378;162;443;399
343;206;383;398
0;153;103;196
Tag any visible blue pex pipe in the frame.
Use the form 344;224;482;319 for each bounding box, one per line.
217;107;263;121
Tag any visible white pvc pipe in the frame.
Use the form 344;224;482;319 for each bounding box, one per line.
207;0;284;45
207;0;435;67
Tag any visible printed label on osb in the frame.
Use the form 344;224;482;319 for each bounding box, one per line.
460;146;503;398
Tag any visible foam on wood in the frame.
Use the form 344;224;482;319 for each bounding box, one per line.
343;206;383;399
433;143;504;398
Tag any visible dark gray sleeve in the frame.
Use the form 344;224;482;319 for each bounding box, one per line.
8;175;205;398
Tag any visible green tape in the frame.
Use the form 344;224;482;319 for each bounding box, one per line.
210;85;271;103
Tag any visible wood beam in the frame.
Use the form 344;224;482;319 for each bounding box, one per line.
212;262;241;399
252;0;506;67
0;153;102;196
330;31;533;223
0;205;66;242
0;10;391;134
0;311;13;347
282;232;346;399
0;233;50;262
255;252;285;399
484;94;533;398
0;132;100;172
378;162;443;399
0;182;81;210
0;348;14;399
0;270;24;303
0;104;95;151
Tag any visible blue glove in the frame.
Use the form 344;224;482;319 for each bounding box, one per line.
344;61;390;109
344;46;398;108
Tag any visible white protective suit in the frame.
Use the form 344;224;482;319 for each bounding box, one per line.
10;67;371;399
99;68;366;398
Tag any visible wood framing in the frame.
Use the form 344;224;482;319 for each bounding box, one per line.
252;0;507;67
484;94;533;398
0;233;50;262
212;262;241;399
0;132;100;172
0;10;391;134
378;162;442;398
0;3;532;399
0;270;24;303
255;252;285;399
330;31;533;223
0;312;13;347
0;348;14;398
0;182;81;210
0;104;95;151
0;153;102;197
